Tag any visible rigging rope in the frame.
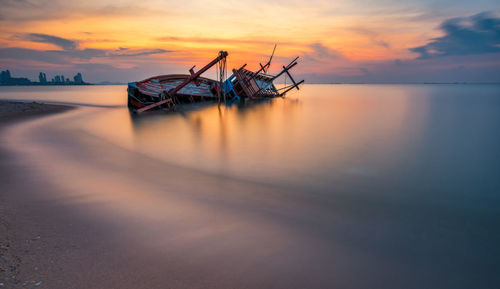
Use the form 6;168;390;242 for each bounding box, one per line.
284;69;287;89
216;51;227;103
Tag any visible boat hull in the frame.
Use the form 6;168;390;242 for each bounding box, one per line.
127;74;219;110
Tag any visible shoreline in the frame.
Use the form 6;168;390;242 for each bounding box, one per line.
0;102;143;288
0;101;75;288
0;100;74;124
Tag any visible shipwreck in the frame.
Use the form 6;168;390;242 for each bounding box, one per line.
127;46;304;113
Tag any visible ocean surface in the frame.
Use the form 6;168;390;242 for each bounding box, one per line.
1;84;499;288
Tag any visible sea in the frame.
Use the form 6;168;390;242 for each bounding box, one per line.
1;84;499;288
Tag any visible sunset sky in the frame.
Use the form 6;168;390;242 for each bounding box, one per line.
0;0;499;83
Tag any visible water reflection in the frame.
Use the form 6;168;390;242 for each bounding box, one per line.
97;85;421;196
124;97;305;184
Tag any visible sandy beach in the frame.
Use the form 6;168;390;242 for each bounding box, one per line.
0;101;203;289
0;101;75;288
0;101;186;288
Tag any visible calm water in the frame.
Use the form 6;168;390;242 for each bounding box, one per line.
1;84;499;288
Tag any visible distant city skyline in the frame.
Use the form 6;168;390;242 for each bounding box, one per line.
0;70;88;85
0;1;499;83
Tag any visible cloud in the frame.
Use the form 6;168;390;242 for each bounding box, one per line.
0;31;173;83
157;36;290;47
348;27;391;49
1;32;172;64
58;48;108;59
24;33;77;50
375;40;390;48
0;0;160;23
301;43;343;65
410;11;500;59
0;47;109;63
111;48;172;57
311;43;343;59
0;46;181;83
0;47;68;64
298;50;500;84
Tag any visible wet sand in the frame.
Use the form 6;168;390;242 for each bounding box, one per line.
0;101;75;288
0;102;185;289
0;102;169;288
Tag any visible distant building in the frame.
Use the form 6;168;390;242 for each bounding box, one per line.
0;70;11;82
73;72;83;84
0;69;32;85
51;75;67;84
39;72;47;84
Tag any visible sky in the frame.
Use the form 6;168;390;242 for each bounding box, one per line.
0;0;499;83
